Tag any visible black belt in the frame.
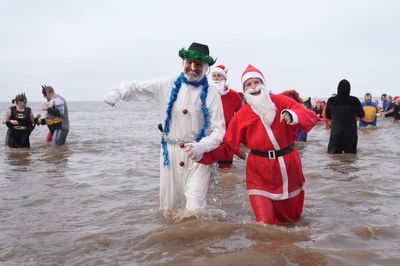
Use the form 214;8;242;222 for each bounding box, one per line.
217;160;233;165
250;144;295;159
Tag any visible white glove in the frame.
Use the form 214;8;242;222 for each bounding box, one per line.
104;90;122;107
185;142;208;161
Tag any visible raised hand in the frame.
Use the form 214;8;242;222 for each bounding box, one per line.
280;111;293;124
104;90;121;107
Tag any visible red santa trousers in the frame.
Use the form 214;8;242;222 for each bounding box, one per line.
249;191;304;226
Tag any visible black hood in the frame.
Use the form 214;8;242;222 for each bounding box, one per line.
337;79;351;97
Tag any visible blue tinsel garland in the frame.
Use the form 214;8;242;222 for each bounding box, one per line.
161;73;209;166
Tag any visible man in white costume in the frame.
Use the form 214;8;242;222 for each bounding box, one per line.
104;42;225;211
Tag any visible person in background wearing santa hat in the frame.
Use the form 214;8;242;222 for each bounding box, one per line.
210;65;243;168
187;64;318;225
104;42;225;212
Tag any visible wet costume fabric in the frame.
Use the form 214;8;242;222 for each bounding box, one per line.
326;80;364;154
111;75;225;210
5;106;34;148
201;94;318;224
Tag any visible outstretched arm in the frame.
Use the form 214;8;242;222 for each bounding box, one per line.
191;114;246;164
104;77;174;107
278;95;319;132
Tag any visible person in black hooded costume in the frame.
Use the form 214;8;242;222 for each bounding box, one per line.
325;79;365;154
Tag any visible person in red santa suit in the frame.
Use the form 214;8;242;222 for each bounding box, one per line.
187;64;318;225
210;65;243;168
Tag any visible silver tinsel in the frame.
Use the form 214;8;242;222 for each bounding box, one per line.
162;134;194;145
209;162;221;204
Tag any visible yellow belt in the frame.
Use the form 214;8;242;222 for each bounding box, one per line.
13;125;28;130
46;117;63;125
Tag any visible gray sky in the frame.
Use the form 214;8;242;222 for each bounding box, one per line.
1;0;399;102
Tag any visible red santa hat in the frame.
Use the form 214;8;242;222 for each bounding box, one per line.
211;65;228;80
241;64;265;87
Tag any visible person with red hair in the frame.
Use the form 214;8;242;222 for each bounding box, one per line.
280;90;309;142
313;100;324;119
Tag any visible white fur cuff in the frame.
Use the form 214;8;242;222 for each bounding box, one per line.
281;109;298;125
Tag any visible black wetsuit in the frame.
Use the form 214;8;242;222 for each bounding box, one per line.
5;106;34;148
325;80;365;154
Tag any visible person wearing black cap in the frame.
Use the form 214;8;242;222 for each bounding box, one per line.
2;93;37;148
104;42;225;212
325;79;365;154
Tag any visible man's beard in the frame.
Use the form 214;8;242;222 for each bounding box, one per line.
211;80;229;95
185;71;202;82
245;85;276;126
184;61;208;82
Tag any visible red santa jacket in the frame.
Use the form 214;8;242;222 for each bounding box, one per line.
221;89;243;127
202;94;318;200
217;88;243;168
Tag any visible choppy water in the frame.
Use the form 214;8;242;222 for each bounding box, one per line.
1;101;399;265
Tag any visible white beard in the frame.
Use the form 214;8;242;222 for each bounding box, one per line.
245;85;276;126
211;80;229;95
184;60;208;82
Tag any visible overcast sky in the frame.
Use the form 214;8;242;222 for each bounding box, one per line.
1;0;399;102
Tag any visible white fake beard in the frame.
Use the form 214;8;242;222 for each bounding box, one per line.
211;80;229;95
245;85;276;126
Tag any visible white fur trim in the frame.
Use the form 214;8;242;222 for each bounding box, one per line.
212;68;227;80
247;187;303;200
241;72;265;85
259;118;289;199
281;109;298;125
219;87;230;96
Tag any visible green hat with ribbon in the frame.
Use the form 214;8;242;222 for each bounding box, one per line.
179;42;216;66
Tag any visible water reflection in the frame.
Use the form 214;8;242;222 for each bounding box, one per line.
4;148;33;168
35;145;72;177
326;154;361;179
1;102;399;265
